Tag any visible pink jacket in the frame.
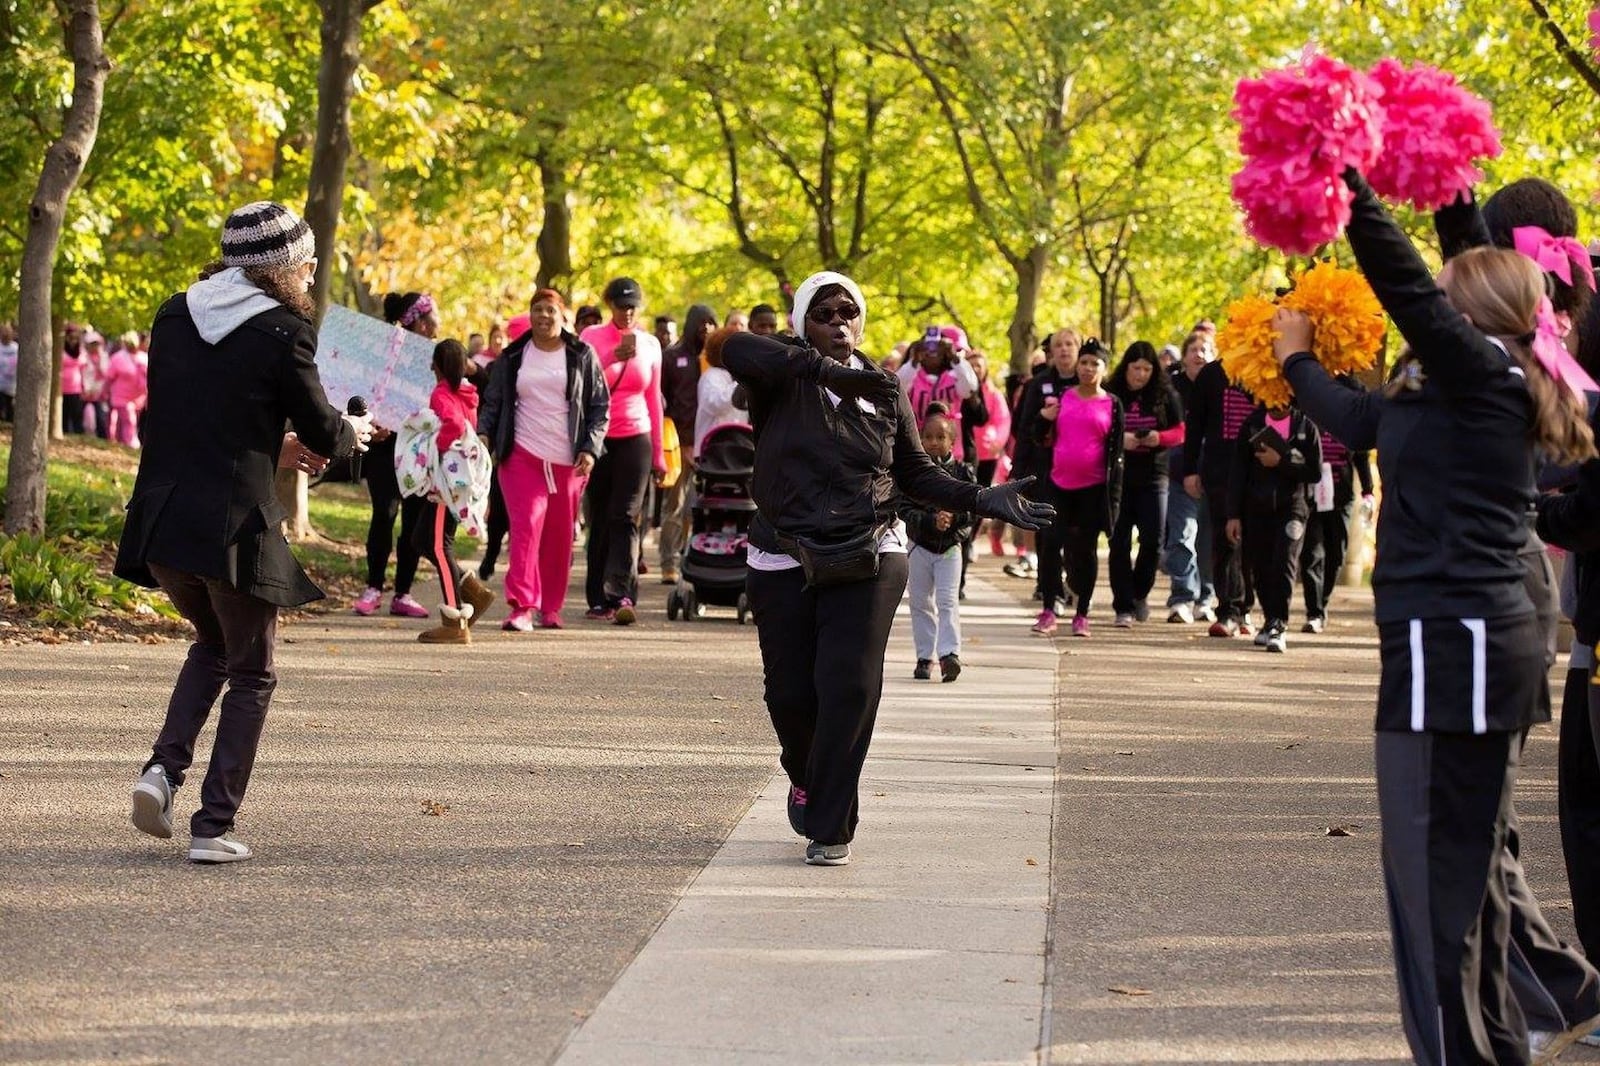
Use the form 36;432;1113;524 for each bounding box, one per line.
104;350;144;407
975;382;1012;462
59;352;84;396
581;323;665;470
430;379;480;454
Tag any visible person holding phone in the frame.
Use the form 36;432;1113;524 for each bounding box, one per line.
579;277;666;625
1106;341;1184;627
1224;402;1321;653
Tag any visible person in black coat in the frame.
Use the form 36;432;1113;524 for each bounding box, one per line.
1277;170;1599;1065
722;270;1052;867
658;303;718;583
118;202;370;864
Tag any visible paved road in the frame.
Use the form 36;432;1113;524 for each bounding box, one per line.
3;555;1597;1064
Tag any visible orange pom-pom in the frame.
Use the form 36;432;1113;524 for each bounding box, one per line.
1281;261;1384;377
1217;295;1292;408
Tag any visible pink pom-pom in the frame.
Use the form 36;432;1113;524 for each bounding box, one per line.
1590;7;1600;58
1233;52;1384;172
1231;50;1382;254
1366;59;1502;211
1232;156;1353;256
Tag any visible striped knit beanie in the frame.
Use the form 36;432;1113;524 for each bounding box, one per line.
220;202;315;269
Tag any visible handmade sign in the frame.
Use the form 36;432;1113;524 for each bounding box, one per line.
316;305;435;429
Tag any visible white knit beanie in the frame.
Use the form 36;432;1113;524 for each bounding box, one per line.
790;271;867;348
220;202;315;269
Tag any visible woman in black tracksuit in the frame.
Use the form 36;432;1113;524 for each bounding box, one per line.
1225;403;1320;652
1280;169;1598;1066
1106;341;1183;625
722;271;1052;867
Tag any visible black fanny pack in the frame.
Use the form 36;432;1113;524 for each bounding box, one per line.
774;524;886;588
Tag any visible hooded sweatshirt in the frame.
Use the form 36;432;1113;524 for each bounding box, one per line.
661;304;717;432
187;267;286;345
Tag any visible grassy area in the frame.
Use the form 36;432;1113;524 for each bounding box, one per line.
0;431;478;630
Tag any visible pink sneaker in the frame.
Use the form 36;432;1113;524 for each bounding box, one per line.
1071;615;1090;638
1031;609;1058;636
353;587;382;616
390;594;429;618
613;598;637;626
538;612;564;630
502;609;535;633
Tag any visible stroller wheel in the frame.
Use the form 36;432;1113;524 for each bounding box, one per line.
684;586;704;620
737;593;750;626
667;587;681;621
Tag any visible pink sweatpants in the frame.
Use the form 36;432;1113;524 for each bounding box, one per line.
109;403;140;447
499;446;582;616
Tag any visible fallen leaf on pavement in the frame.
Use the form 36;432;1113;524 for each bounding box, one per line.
420;800;450;816
564;841;586;848
1280;742;1302;750
1109;985;1153;996
1325;825;1355;837
1114;750;1135;756
1025;858;1038;866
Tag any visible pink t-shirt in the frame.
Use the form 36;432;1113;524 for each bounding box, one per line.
104;350;143;407
1050;389;1113;491
1265;413;1291;439
59;352;83;396
514;342;573;465
581;322;664;470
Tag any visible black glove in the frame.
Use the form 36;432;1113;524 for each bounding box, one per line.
819;360;900;408
975;476;1055;531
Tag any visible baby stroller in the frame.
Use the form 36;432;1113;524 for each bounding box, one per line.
667;423;756;624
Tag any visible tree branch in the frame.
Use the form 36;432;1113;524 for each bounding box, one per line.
1526;0;1600;98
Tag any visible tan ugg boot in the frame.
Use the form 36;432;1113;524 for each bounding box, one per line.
418;604;472;645
460;574;494;628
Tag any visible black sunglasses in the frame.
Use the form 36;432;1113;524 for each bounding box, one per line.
807;302;861;325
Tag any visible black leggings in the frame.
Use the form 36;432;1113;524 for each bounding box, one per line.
584;433;653;609
1109;480;1165;614
412;499;463;610
745;553;910;845
1039;482;1105;618
363;434;421;595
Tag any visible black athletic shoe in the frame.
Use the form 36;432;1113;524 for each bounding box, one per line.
786;786;807;836
940;653;961;683
913;659;932;680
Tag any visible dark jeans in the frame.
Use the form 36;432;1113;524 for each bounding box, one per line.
363;434;420;595
1242;492;1307;625
745;553;909;845
1109;479;1166;614
61;393;85;435
1205;483;1252;623
144;563;279;838
477;468;509;576
1039;482;1104;618
0;391;12;422
1300;487;1355;621
585;432;652;609
1560;654;1600;959
412;499;463;610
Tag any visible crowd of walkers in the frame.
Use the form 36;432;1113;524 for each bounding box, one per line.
0;321;152;443
102;156;1600;1063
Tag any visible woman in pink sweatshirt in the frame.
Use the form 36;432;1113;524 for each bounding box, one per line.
104;332;147;446
577;277;665;626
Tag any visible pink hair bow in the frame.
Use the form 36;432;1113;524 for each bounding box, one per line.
1513;226;1596;292
1532;296;1598;399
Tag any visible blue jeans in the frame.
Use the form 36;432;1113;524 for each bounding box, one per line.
1163;481;1214;608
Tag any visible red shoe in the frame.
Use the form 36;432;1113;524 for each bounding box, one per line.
584;606;615;622
539;612;564;630
1208;618;1240;638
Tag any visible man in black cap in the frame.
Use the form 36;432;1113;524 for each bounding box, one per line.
577;278;667;625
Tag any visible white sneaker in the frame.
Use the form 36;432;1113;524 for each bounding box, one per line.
1113;613;1135;628
1166;604;1194;624
1197;604;1217;623
131;764;173;839
1253;625;1273;647
189;835;253;864
1265;623;1288;654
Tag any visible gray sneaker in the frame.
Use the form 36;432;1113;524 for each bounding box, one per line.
131;764;173;839
189;835;253;864
805;841;851;866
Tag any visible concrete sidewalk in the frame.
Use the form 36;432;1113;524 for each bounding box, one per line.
556;577;1057;1064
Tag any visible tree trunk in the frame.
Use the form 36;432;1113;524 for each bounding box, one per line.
1005;244;1049;377
4;1;108;536
304;0;368;324
534;147;572;291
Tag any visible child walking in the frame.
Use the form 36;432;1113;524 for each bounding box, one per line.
901;409;977;681
397;339;495;644
1226;402;1321;653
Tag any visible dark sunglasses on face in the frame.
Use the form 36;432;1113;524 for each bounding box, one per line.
807;303;861;325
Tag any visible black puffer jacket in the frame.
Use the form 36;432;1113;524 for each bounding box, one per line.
900;457;978;554
722;331;981;550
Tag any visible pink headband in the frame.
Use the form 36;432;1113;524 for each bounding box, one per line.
1513;226;1596;292
400;294;436;328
